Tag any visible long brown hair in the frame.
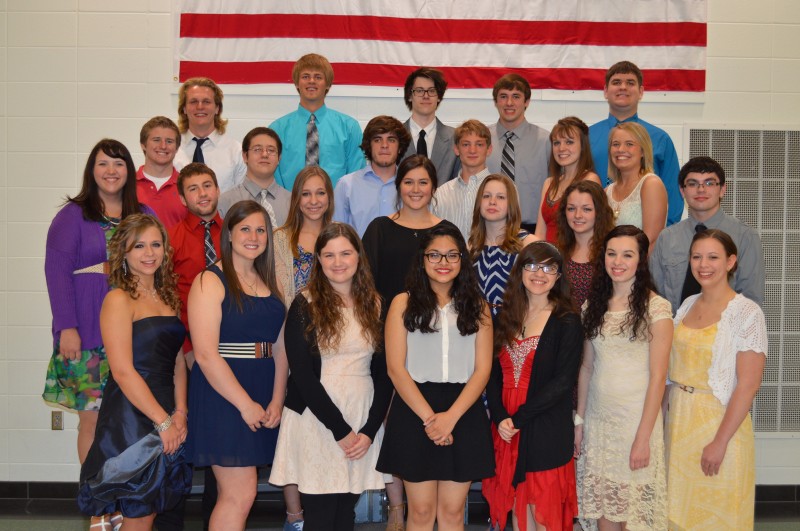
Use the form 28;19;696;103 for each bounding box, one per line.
494;241;575;350
546;116;596;202
556;180;615;263
468;173;526;260
305;223;382;352
68;139;144;222
277;166;334;259
218;200;282;312
108;214;181;313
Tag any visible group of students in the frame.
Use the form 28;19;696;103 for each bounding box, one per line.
40;60;767;531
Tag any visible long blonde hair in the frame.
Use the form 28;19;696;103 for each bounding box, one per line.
608;122;654;181
277;166;334;259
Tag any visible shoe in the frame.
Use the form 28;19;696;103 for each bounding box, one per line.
89;515;111;531
283;518;304;531
109;512;123;531
386;503;405;531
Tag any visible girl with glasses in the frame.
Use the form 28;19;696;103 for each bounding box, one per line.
576;225;672;531
378;224;494;530
482;242;583;531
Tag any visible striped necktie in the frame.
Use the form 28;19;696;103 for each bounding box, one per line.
500;131;515;181
306;113;319;166
200;220;217;267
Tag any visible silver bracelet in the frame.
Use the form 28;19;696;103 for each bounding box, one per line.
154;415;173;432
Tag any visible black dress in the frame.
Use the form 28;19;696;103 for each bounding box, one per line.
78;316;191;517
362;217;459;311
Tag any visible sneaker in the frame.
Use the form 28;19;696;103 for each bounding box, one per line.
283;519;304;531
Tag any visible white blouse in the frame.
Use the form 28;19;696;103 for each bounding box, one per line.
406;302;477;384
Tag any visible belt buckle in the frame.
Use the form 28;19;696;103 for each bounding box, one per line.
255;342;273;359
678;383;695;393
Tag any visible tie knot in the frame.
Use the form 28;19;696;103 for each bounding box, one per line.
419;130;426;139
309;114;316;124
695;223;707;234
504;131;515;141
201;219;215;228
194;137;208;147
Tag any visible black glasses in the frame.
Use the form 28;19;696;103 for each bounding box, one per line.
411;87;438;97
683;179;721;189
523;263;559;275
424;251;462;264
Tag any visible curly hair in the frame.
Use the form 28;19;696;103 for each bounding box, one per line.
583;225;656;341
277;166;334;259
556;180;615;263
495;241;576;351
468;173;526;261
404;224;486;336
359;115;412;163
218;200;282;312
304;223;382;352
108;214;181;313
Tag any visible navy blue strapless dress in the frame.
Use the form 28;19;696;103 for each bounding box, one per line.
78;316;190;517
187;265;286;467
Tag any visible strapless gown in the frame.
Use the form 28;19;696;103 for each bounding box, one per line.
78;316;191;517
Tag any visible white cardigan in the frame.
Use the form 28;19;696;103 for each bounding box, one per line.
674;293;768;405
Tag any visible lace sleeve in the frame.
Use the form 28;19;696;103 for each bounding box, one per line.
734;297;768;357
648;295;673;323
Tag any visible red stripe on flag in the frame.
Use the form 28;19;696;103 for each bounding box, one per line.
179;62;706;92
180;13;706;47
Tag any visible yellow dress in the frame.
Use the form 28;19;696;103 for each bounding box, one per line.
666;322;755;530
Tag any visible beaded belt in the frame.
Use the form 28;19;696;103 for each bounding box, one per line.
218;342;273;359
73;262;110;275
673;382;713;394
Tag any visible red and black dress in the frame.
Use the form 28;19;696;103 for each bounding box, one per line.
482;313;583;531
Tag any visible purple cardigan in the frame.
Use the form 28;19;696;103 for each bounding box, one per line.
45;202;154;349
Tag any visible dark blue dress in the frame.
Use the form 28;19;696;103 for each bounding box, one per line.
187;265;286;467
78;316;190;517
474;230;529;318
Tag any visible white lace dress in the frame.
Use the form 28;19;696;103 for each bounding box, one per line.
269;307;390;494
577;296;671;531
605;173;656;229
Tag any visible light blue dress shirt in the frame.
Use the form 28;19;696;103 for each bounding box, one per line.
333;164;397;237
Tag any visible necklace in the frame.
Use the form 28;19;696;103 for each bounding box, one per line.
520;305;551;338
238;272;259;296
102;213;120;227
138;285;159;301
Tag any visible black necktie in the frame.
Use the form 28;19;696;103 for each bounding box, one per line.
200;220;217;267
416;129;428;157
680;223;708;302
193;137;208;164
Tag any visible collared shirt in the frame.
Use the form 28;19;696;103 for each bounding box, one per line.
217;177;287;228
270;103;365;189
333;164;397;237
408;118;438;159
589;113;683;225
135;166;186;230
433;167;491;239
174;129;247;193
486;119;551;224
650;208;765;313
168;211;223;334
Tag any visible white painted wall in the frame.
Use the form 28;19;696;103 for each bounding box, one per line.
0;0;799;483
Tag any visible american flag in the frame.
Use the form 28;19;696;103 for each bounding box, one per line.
176;0;707;91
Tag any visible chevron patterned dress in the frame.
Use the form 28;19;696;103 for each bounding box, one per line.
474;231;529;318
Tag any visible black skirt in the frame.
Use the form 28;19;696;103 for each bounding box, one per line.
377;382;495;483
